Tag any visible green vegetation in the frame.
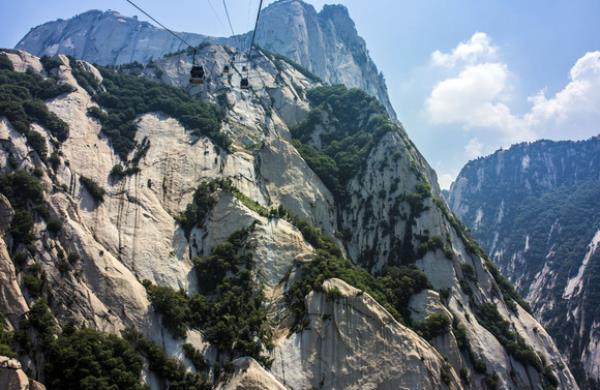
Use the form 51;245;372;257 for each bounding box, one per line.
109;163;140;180
123;329;209;389
183;343;209;372
40;55;63;73
176;180;219;236
0;62;72;148
17;299;57;349
71;60;227;160
45;327;146;390
15;300;182;389
22;263;46;297
79;176;105;203
462;176;600;385
485;373;499;389
46;217;63;235
145;226;271;365
71;59;101;96
288;85;442;268
176;178;274;237
414;313;451;341
26;129;48;160
0;52;13;70
440;362;452;385
452;317;487;374
544;366;559;389
284;210;431;328
433;197;531;313
0;315;16;358
459;367;470;384
417;235;453;260
0;170;48;246
291;85;395;201
461;263;476;281
191;225;271;363
144;283;190;339
475;302;542;370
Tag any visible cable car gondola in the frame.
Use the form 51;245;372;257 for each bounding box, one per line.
240;77;250;90
223;65;230;74
189;65;205;84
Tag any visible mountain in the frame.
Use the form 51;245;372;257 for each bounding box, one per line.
15;0;397;119
448;137;600;388
0;41;577;388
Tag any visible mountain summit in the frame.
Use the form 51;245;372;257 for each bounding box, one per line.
15;0;396;118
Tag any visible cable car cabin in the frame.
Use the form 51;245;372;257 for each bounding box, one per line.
223;65;230;74
242;65;248;72
240;77;250;90
189;65;205;84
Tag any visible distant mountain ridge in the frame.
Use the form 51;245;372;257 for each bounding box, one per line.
448;136;600;388
15;0;397;118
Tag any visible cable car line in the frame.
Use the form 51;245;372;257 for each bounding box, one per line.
247;0;264;58
206;0;227;32
245;0;254;52
124;0;195;50
124;0;265;89
222;0;236;37
222;0;244;52
124;0;211;85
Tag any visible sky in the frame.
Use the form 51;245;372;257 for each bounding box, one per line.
2;0;600;189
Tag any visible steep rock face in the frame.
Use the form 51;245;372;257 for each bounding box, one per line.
0;195;29;327
14;10;208;66
447;138;600;388
0;356;46;390
15;0;396;118
214;357;287;390
0;47;577;389
254;0;396;118
272;278;461;390
293;95;576;388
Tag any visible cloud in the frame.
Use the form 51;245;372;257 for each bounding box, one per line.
464;138;484;158
524;51;600;139
426;33;600;148
426;62;534;143
431;32;497;68
438;173;455;190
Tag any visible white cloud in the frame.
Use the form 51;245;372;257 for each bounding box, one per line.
426;33;600;147
431;32;497;68
426;62;534;142
464;138;484;158
438;173;455;190
524;51;600;140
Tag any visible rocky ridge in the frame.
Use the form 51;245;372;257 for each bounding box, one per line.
0;45;577;389
15;0;396;118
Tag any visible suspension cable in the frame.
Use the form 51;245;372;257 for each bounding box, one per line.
206;0;227;32
223;0;245;53
124;0;195;50
244;0;255;52
222;0;236;37
248;0;264;57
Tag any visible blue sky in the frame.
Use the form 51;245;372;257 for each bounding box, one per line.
2;0;600;188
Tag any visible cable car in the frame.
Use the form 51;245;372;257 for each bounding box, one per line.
242;65;247;72
240;77;250;90
223;65;230;74
190;65;205;84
